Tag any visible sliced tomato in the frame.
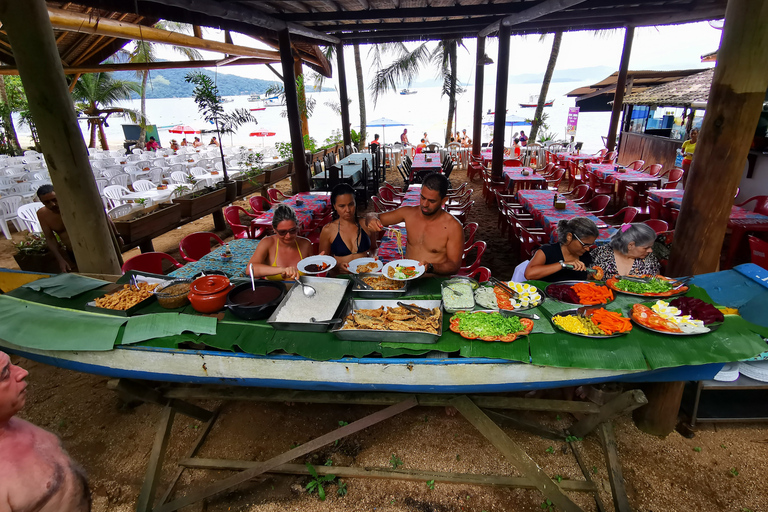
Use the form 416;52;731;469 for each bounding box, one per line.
449;323;461;333
450;316;461;326
519;318;535;333
479;335;498;342
460;330;478;339
499;333;517;342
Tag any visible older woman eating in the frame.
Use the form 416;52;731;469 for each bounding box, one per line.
591;223;660;278
524;217;600;282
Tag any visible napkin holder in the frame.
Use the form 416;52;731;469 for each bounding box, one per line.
521;170;530;176
554;200;567;210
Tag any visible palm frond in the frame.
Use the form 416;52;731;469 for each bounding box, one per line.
369;42;431;105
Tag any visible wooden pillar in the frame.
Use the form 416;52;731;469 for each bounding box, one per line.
0;0;121;274
491;25;511;180
293;53;309;137
336;43;352;149
632;382;685;437
278;29;309;193
685;108;696;137
636;0;768;437
606;26;634;152
471;36;486;158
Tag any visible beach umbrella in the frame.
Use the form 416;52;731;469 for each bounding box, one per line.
367;117;411;145
168;125;201;134
250;130;277;147
482;114;530;145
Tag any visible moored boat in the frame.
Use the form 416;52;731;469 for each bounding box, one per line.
519;95;553;108
399;88;417;95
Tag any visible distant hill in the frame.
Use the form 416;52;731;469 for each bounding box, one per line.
111;67;280;99
508;66;615;84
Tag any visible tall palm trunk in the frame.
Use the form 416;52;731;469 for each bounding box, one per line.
529;31;563;143
89;120;98;148
138;70;148;147
444;40;458;146
98;120;109;150
353;43;366;147
0;76;21;154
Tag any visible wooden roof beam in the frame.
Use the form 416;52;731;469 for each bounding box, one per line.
479;0;589;37
47;7;282;60
0;57;280;75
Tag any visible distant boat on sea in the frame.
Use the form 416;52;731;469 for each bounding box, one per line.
519;95;553;108
399;89;417;95
247;93;263;102
222;97;234;103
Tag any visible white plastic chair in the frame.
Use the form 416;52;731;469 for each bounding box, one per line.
103;185;131;208
107;203;134;219
16;202;44;233
170;171;189;184
109;174;130;188
132;180;155;192
0;195;23;238
148;168;164;184
189;167;207;177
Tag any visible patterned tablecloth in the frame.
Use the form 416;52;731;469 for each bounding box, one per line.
377;226;408;264
648;189;768;225
411;153;442;172
400;189;421;207
251;192;330;230
170;239;260;279
502;167;546;190
516;190;616;244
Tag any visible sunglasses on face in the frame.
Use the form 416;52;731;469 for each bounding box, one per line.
572;233;595;249
276;227;299;236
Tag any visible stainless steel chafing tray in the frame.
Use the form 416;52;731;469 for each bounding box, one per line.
350;273;409;299
266;276;351;332
330;299;442;344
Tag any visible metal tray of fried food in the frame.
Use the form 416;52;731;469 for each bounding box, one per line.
331;299;442;344
351;272;409;299
267;276;351;332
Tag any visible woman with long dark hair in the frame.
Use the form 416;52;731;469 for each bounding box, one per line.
319;183;377;272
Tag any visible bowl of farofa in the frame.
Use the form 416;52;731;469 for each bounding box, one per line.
155;279;192;309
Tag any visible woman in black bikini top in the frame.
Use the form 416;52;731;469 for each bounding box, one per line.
319;183;377;273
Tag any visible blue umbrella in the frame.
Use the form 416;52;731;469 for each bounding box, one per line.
483;114;530;145
367;117;411;145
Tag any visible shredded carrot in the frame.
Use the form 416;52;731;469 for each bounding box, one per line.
572;282;614;305
587;308;632;334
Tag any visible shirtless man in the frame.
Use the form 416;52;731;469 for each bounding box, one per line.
0;351;91;511
400;129;409;145
364;173;464;276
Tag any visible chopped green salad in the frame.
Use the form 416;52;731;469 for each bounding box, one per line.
454;311;524;337
614;278;674;294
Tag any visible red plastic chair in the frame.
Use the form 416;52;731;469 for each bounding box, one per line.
599;206;639;225
224;205;254;239
378;187;403;204
643;163;663;176
382;182;405;195
748;235;768;270
663;168;684;189
121;252;183;274
459;241;487;275
581;194;611;216
601;151;617;163
463;266;492;282
626;159;645;170
179;232;225;262
449;200;474;225
643;219;669;234
371;196;396;213
463;222;479;250
468;160;484;181
545;167;566;191
267;188;292;204
563;184;593;203
249;195;271;214
503;158;523;167
735;195;768;216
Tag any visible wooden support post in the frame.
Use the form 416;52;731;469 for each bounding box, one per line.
278;30;310;193
491;25;511;180
569;439;608;512
471;36;486;157
451;396;583;512
569;389;647;438
136;406;176;512
606;26;634;152
632;381;685;437
107;379;214;422
336;43;352;149
0;0;121;274
668;1;768;271
598;422;632;512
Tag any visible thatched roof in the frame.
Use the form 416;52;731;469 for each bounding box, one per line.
622;68;714;108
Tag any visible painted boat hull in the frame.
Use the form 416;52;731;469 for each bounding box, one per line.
519;101;554;108
0;340;722;393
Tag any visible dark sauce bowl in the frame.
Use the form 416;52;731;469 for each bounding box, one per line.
225;281;286;320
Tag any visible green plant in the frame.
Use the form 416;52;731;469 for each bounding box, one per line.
305;463;336;500
537;129;558;143
338;420;349;427
266;75;317;120
592;466;598;474
350;129;361;146
730;467;740;477
275;134;317;162
540;498;555;511
565;436;582;443
720;444;727;449
135;197;147;206
426;479;435;490
693;446;702;452
322;129;343;149
324;459;333;466
456;454;461;461
390;454;403;469
337;481;347;496
545;446;555;454
14;233;50;255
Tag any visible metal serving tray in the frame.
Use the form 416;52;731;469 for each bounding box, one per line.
351;272;409;299
331;299;442;344
267;276;351;332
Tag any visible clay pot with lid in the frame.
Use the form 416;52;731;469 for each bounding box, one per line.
188;275;234;313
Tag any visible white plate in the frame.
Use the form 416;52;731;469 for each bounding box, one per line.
381;259;426;281
297;255;337;275
348;257;383;274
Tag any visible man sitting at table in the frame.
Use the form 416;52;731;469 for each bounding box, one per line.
416;139;427;153
145;136;160;151
369;134;380;149
0;351;92;511
364;173;464;276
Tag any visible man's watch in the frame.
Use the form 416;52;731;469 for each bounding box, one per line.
559;260;567;269
426;263;434;273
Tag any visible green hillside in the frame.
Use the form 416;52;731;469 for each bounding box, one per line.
112;67;280;99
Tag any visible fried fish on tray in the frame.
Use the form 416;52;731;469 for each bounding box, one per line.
361;276;406;290
340;304;441;333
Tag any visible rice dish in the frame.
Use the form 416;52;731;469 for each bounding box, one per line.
274;280;348;323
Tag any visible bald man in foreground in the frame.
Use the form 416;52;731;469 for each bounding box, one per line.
0;351;91;511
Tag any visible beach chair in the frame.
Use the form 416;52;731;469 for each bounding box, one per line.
109;173;130;188
107;204;134;220
132;180;156;192
16;202;44;233
170;171;189;185
224;205;256;239
0;195;23;238
599;206;639;225
103;185;131;209
267;188;292;204
643;219;669;234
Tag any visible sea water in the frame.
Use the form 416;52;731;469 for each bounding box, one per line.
15;80;611;154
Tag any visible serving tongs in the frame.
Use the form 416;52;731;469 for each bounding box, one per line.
563;264;599;275
349;274;373;290
397;301;432;318
489;277;519;299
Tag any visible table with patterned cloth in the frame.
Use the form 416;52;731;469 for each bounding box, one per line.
480;148;494;167
587;164;662;203
516;190;616;244
170;239;260;279
648;189;684;210
502;167;546;191
251;192;330;231
400;188;422;207
377;225;408;263
409;153;442;182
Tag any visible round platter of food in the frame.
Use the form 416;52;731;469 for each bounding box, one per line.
630;298;723;335
605;275;688;297
297;255;336;275
551;307;632;338
545;280;614;306
381;259;425;281
474;282;544;312
449;310;534;342
348;257;383;274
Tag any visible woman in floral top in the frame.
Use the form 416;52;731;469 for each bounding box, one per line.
591;223;661;277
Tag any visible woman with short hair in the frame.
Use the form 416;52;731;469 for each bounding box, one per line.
524;217;600;282
591;223;660;277
247;204;313;280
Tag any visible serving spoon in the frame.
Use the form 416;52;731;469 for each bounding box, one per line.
295;278;316;298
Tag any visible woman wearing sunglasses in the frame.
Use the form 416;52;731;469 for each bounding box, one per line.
247;204;313;281
525;217;599;282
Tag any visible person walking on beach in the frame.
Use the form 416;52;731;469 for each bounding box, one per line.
680;128;698;172
423;132;429;144
519;130;528;147
0;351;92;511
364;173;464;276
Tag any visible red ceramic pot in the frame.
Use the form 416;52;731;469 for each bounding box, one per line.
188;275;234;313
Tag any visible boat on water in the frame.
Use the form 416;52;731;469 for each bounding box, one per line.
247;93;263;102
519;95;554;108
264;96;284;107
399;89;417;95
221;97;234;103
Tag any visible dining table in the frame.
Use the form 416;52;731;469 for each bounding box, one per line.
516;190;617;244
376;224;408;264
409;153;442;183
250;191;330;232
502;166;546;192
121;187;175;205
586;163;662;203
170;239;260;279
310;153;371;191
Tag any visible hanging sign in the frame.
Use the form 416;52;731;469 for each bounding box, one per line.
566;107;580;136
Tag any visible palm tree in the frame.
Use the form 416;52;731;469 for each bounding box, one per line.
370;40;465;146
71;72;142;149
353;43;366;147
528;31;563;144
128;22;202;147
0;76;25;154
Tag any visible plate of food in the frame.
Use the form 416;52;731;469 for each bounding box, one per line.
297;255;337;275
381;259;425;281
493;282;544;311
545;280;614;306
605;275;688;297
551;307;632;338
630;298;723;335
441;277;478;313
348;257;383;274
449;310;534;342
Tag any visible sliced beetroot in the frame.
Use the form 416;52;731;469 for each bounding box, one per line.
670;297;724;325
548;284;581;304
